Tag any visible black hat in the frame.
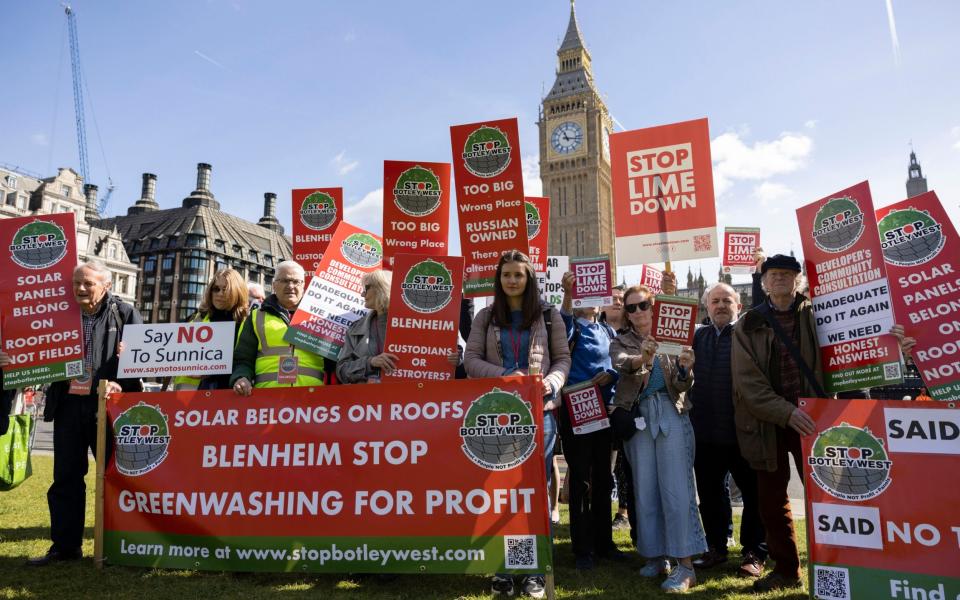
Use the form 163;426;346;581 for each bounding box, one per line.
761;254;802;274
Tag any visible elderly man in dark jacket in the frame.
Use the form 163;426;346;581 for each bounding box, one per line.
1;261;143;566
690;282;766;577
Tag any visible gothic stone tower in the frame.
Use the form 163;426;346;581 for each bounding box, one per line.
906;149;928;198
538;1;614;273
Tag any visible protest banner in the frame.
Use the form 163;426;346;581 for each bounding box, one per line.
538;256;568;307
450;117;526;296
292;188;344;275
801;397;960;600
284;222;382;360
570;255;612;308
796;181;904;393
0;213;84;388
638;264;663;295
652;295;697;355
382;161;451;268
118;322;234;379
97;377;552;575
722;227;760;274
610;118;717;266
525;197;550;273
876;191;960;401
382;254;463;383
562;381;610;435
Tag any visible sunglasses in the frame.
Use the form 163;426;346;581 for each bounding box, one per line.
624;300;652;313
211;285;224;293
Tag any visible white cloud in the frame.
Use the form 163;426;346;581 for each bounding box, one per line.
344;188;382;233
331;150;359;176
711;130;813;196
752;182;793;212
30;133;48;146
522;154;542;196
804;119;818;130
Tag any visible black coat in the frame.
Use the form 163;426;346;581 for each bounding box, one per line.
43;293;144;421
689;323;737;445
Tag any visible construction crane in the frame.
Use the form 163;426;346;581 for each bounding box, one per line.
63;4;113;214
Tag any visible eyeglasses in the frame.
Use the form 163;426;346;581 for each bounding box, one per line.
624;300;652;313
275;278;304;287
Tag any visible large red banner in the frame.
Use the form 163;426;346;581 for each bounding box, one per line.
610;118;717;265
292;188;344;274
450;117;526;297
0;212;84;388
285;222;382;360
101;378;552;574
796;181;903;393
876;191;960;401
801;397;960;599
382;161;451;269
525;196;550;274
382;254;463;382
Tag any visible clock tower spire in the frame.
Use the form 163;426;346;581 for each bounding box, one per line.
538;1;615;276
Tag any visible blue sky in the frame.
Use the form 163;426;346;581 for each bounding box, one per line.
2;0;958;286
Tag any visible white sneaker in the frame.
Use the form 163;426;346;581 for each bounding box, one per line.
661;564;696;593
639;557;671;577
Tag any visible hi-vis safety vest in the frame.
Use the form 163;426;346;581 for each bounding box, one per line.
172;313;210;391
246;308;324;387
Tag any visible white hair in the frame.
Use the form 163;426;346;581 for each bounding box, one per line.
275;260;305;278
247;282;265;295
701;281;740;306
760;271;808;295
74;260;112;284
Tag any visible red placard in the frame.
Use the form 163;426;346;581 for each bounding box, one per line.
382;254;463;382
292;188;344;273
652;295;697;355
610;118;717;265
570;255;612;308
796;181;903;393
450;117;526;297
562;381;610;435
876;191;960;400
525;197;550;274
722;227;760;274
0;212;84;388
284;222;382;360
382;161;451;269
102;379;552;574
638;264;663;294
801;397;960;598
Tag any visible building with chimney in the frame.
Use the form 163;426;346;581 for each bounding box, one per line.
94;163;292;323
539;1;616;278
906;149;928;198
0;164;138;303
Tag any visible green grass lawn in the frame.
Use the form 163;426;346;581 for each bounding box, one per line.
0;456;808;599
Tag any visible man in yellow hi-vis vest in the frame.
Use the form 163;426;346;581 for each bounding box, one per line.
230;261;324;394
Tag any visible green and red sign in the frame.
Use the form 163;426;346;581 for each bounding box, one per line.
382;254;464;382
285;222;382;360
382;161;451;268
0;213;84;388
450;118;527;297
802;397;960;599
525;197;550;274
292;188;344;273
796;181;904;393
101;378;552;574
876;191;960;401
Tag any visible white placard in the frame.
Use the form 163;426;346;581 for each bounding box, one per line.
118;321;235;378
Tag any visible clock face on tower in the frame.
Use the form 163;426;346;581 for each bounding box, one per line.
551;121;583;154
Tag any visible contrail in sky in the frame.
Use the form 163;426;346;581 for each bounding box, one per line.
885;0;902;66
194;50;225;69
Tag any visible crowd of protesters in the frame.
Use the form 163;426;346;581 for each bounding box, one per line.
0;247;919;597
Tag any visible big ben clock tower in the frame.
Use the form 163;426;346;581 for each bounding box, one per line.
538;0;615;271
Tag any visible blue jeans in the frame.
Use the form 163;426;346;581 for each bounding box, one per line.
543;409;557;489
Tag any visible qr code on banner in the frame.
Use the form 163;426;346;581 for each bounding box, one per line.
693;235;712;252
65;360;83;378
814;565;850;600
504;535;538;569
884;362;902;381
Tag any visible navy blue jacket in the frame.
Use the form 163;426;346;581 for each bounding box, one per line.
689;322;737;445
